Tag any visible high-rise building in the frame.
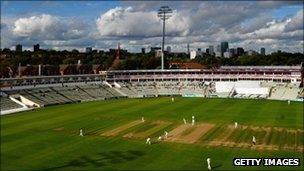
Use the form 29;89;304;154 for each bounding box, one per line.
86;47;92;53
166;46;171;53
141;48;145;54
260;48;265;55
187;43;190;54
33;44;40;52
209;45;214;55
236;47;245;56
216;45;221;52
229;48;236;57
15;44;22;52
215;45;221;57
221;42;229;51
221;42;229;55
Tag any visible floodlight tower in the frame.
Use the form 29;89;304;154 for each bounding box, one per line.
158;6;172;70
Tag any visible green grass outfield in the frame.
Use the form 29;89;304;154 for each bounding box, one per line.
1;97;303;170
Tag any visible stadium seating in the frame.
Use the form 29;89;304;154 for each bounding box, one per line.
104;86;125;98
215;82;235;93
2;79;302;114
269;85;301;100
117;82;141;97
235;87;269;95
77;85;109;99
130;81;158;97
7;88;59;106
0;96;23;111
283;87;300;100
2;83;126;107
214;81;269;99
156;81;180;96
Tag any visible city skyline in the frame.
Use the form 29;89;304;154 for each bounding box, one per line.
8;42;278;59
1;1;303;53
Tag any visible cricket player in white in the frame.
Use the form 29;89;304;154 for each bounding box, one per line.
171;97;174;102
142;117;145;122
164;131;168;139
183;118;187;124
192;115;195;126
252;136;256;145
288;100;290;105
207;158;211;170
146;138;151;145
79;129;83;136
234;122;238;128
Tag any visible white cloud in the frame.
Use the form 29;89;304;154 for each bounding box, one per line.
244;9;303;41
96;7;190;37
13;14;59;37
285;9;303;32
12;14;88;40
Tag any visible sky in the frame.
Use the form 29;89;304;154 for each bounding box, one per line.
1;1;303;53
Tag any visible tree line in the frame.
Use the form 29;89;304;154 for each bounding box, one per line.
0;48;303;77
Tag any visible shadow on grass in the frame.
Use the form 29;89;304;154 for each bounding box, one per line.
41;150;145;171
212;164;223;170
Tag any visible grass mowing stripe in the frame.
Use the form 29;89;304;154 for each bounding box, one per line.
278;129;287;148
269;129;281;146
287;131;296;148
133;122;157;133
238;128;253;144
199;124;223;142
297;131;303;147
229;128;243;142
256;130;267;144
148;123;176;138
265;128;274;145
180;126;196;136
130;122;171;139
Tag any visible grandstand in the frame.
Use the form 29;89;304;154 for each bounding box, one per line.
156;81;181;96
0;85;116;114
0;92;29;115
115;82;140;97
268;83;302;101
0;96;23;111
0;65;303;115
215;82;235;97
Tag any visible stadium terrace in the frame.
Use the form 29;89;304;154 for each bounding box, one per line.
1;65;303;115
106;65;303;83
